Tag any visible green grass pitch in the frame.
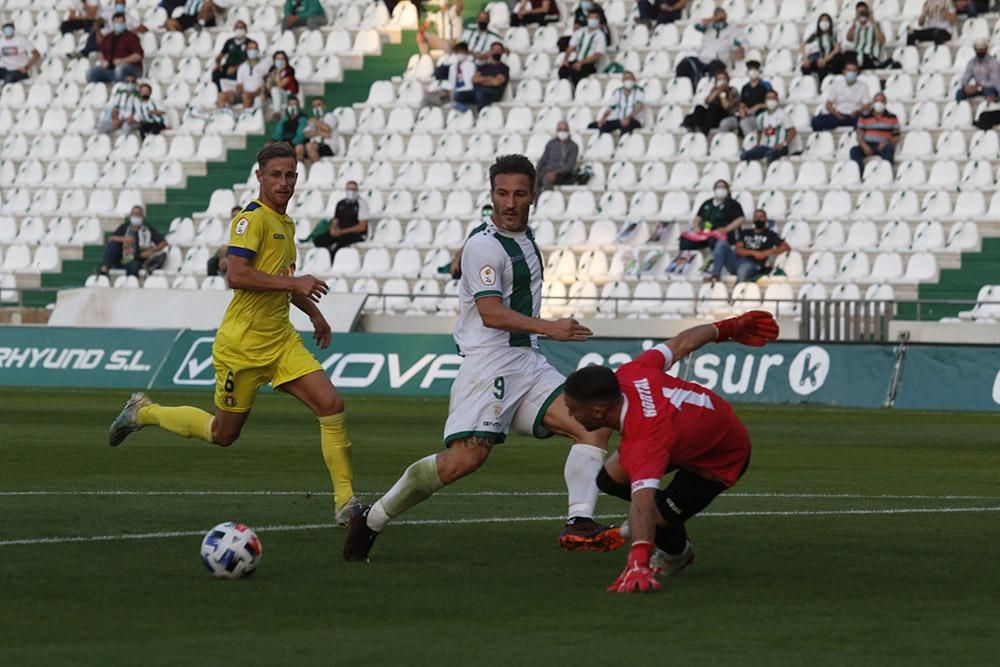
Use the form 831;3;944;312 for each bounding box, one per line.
1;388;998;665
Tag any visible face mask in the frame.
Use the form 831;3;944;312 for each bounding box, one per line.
491;52;502;61
819;20;831;31
748;69;760;80
587;18;600;29
275;59;287;69
345;190;358;201
477;21;488;30
2;27;13;39
113;22;126;34
557;130;569;141
129;216;143;226
845;71;858;83
247;48;259;59
623;80;635;90
714;187;728;200
713;21;726;29
234;29;246;39
313;107;324;117
873;101;885;113
976;51;988;59
857;14;868;24
140;94;150;100
716;79;728;88
765;98;778;111
126;82;136;92
580;1;593;10
754;218;767;227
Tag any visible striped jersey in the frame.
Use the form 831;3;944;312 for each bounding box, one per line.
607;85;644;121
455;220;544;354
805;29;837;57
756;108;792;147
460;24;501;54
184;0;204;15
856;111;900;145
107;84;136;118
568;27;607;63
134;97;164;123
851;20;881;59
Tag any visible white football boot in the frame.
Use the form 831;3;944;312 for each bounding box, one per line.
108;392;152;447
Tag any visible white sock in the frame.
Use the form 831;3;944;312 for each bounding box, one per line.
366;454;443;532
564;443;605;519
366;499;391;532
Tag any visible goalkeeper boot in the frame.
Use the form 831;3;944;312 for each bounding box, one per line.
343;505;379;562
650;540;695;576
108;392;152;447
334;495;365;527
558;517;627;552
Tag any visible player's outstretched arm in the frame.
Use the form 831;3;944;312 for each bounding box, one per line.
475;296;592;341
227;256;328;302
665;310;780;364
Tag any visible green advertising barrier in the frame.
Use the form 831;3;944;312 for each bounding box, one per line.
893;344;1000;412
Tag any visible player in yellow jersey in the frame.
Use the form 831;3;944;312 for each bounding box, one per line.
108;142;361;524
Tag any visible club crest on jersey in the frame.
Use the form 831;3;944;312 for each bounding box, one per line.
480;266;496;286
235;218;249;235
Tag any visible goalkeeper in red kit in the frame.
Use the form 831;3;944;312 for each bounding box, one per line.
562;311;780;593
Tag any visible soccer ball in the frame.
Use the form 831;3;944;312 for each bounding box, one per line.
200;522;262;579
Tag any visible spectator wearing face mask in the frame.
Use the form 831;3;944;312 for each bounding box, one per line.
454;42;509;112
305;182;370;260
740;91;795;164
97;206;168;278
907;0;956;45
710;209;790;283
535;121;579;192
558;10;607;88
268;50;300;119
208;205;242;278
675;8;746;86
75;1;145;59
810;61;871;131
211;21;252;92
636;0;686;25
271;99;308;145
957;39;1000;102
559;1;611;53
801;13;844;81
460;12;502;61
844;2;885;70
683;70;739;135
87;13;143;83
283;0;329;30
298;97;338;164
718;61;772;136
217;41;268;109
135;83;167;138
0;23;40;84
423;42;476;107
850;93;900;175
679;181;746;253
511;0;560;27
165;0;217;31
589;71;645;135
98;74;139;134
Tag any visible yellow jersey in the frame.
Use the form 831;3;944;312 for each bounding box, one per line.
215;198;298;364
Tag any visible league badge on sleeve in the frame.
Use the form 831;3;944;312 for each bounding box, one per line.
480;266;496;286
235;218;249;235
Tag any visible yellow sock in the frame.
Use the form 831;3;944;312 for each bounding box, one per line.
138;404;214;443
318;412;354;509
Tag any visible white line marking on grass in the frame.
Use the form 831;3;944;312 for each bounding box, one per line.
2;506;999;547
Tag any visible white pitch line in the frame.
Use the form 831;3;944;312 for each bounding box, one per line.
1;506;999;547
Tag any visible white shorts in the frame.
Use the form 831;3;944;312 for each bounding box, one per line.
443;347;565;446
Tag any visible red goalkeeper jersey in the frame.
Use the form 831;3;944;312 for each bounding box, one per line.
615;345;751;492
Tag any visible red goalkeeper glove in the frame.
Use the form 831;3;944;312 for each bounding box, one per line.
714;310;780;347
607;542;661;594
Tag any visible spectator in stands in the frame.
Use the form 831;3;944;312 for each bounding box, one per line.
907;0;956;45
511;0;560;26
217;40;267;109
850;93;900;175
710;209;790;283
298;97;338;164
957;39;1000;102
417;0;464;56
718;61;771;136
422;42;475;107
267;50;300;119
636;0;686;25
283;0;329;30
679;180;746;253
682;69;739;135
306;181;369;260
271;98;308;146
87;13;143;83
211;20;251;92
558;1;611;53
455;42;509;112
558;9;607;88
535;121;579;192
800;13;844;81
60;1;100;37
85;0;146;56
954;0;980;16
97;73;138;134
164;0;217;31
740;91;795;164
97;207;168;278
810;61;871;131
0;23;40;84
200;0;237;24
844;2;886;70
588;71;645;135
135;83;167;138
208;205;241;278
675;8;746;86
461;12;502;61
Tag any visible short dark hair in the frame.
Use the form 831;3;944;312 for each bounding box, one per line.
746;59;761;69
564;365;621;404
112;12;126;21
489;154;536;190
454;40;469;51
257;142;296;169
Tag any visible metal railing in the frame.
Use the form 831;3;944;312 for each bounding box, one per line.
799;299;894;342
